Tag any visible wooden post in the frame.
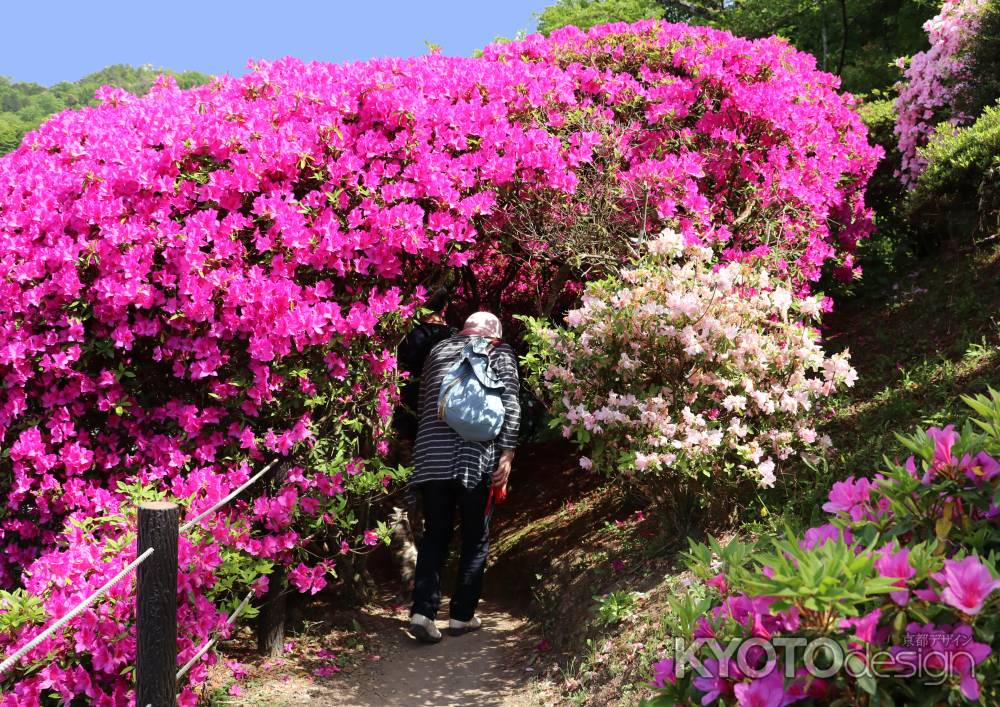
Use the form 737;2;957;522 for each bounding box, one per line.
256;462;289;657
256;565;287;657
136;502;179;707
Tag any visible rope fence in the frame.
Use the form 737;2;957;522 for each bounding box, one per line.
0;458;277;705
180;460;277;534
176;589;255;681
0;548;155;675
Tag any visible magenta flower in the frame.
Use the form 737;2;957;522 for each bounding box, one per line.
732;669;789;707
821;477;877;521
933;555;1000;615
649;658;677;688
800;524;853;551
840;608;882;644
0;17;882;702
922;425;959;483
962;452;1000;483
875;546;916;605
705;573;728;594
288;562;329;595
693;658;739;704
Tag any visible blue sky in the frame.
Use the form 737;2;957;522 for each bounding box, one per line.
1;0;549;85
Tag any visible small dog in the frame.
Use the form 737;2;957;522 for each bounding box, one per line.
388;502;422;602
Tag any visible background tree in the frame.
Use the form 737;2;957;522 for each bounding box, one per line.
537;0;663;32
536;0;941;95
0;64;209;154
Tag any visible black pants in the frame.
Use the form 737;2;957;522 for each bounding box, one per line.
410;477;492;622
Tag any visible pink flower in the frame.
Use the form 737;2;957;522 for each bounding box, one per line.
821;477;876;521
800;524;853;551
363;530;380;546
226;660;249;680
706;573;728;594
840;608;882;644
875;546;915;605
692;658;739;704
288;563;328;595
963;452;1000;483
921;425;959;483
733;669;788;707
933;555;1000;615
649;658;677;687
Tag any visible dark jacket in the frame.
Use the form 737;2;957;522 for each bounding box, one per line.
394;321;455;440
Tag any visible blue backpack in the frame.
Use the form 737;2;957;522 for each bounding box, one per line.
437;338;506;442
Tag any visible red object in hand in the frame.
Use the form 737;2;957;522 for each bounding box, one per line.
486;483;507;517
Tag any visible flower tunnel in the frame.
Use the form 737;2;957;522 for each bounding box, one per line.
0;20;878;704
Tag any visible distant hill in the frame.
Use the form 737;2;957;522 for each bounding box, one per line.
0;64;210;155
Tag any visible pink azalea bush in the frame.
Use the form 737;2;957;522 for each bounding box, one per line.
894;0;988;185
646;389;1000;705
0;20;878;703
0;56;588;704
521;229;856;491
480;21;881;292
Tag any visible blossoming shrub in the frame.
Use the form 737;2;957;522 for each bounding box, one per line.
521;230;856;498
956;0;1000;118
647;390;1000;705
894;0;988;185
482;21;881;291
0;56;589;704
0;20;880;703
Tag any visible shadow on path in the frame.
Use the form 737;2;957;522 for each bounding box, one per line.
325;603;532;707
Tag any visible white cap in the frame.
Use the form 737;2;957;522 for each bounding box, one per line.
460;311;502;338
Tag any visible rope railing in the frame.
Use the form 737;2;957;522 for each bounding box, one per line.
179;459;277;534
0;548;155;675
0;458;276;704
175;589;255;681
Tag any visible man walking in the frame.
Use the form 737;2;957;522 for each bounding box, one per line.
408;312;520;642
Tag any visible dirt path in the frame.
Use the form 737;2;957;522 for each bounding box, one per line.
216;443;581;706
222;600;547;707
330;603;537;707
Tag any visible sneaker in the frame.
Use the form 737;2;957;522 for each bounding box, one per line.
448;615;482;636
410;613;442;643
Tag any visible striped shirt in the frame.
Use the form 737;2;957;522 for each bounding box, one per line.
411;335;521;488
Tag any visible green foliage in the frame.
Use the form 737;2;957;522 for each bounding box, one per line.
735;534;899;614
0;64;209;155
202;547;272;620
654;394;1000;704
0;589;46;635
908;103;1000;240
535;0;938;94
715;0;937;94
828;96;916;294
957;0;1000;119
593;590;638;627
537;0;664;34
858;98;905;216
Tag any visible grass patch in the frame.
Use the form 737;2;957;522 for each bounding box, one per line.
821;240;1000;479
